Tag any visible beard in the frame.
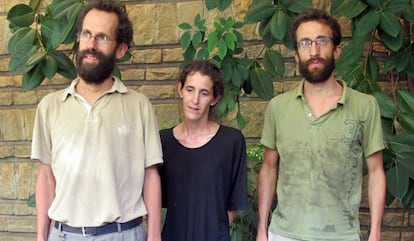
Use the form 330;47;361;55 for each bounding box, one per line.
298;56;335;84
75;48;116;84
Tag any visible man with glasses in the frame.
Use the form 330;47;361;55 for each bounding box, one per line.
32;1;163;241
256;8;386;241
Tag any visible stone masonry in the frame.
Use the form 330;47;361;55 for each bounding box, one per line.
0;0;413;241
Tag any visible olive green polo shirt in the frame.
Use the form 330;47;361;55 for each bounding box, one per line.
261;80;384;241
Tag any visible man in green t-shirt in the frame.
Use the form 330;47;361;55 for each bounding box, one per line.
256;8;386;241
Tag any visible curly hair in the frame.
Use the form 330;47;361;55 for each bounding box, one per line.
76;0;133;48
291;8;341;50
178;60;224;99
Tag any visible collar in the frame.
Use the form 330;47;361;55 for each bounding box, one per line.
295;79;348;105
61;76;128;101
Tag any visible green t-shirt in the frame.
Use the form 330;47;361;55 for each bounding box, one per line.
260;80;384;241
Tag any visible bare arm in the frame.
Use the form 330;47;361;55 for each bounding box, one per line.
228;210;236;225
143;165;162;241
256;147;279;241
366;151;386;241
36;162;55;241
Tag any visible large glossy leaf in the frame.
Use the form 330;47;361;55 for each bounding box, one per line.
236;112;246;129
26;50;47;72
244;1;276;23
354;10;380;37
379;29;403;52
269;9;289;41
336;43;364;72
205;0;218;10
29;0;41;12
7;27;36;54
332;0;367;18
22;64;45;90
401;179;414;208
366;0;384;7
232;68;242;87
207;32;218;53
286;0;313;13
9;45;38;73
50;50;77;80
192;31;203;49
7;4;35;28
50;17;75;49
379;11;401;37
218;40;227;60
386;1;412;15
386;165;410;199
263;49;284;78
399;112;414;133
41;54;58;80
180;31;191;50
397;152;414;176
399;90;414;113
373;92;396;119
50;0;82;19
250;67;274;100
224;32;236;51
366;55;379;82
387;134;414;153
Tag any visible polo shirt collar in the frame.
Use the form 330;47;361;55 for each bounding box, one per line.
295;79;349;105
61;76;128;101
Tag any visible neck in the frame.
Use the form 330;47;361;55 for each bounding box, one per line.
303;76;342;98
75;76;114;104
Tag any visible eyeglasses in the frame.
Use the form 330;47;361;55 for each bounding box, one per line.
77;30;115;44
297;37;333;49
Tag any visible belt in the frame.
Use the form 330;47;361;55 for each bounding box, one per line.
54;217;142;236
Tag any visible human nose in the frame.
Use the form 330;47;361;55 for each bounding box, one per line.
191;92;200;104
309;41;320;56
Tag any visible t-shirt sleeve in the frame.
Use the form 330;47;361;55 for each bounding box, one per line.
363;95;385;157
260;99;277;150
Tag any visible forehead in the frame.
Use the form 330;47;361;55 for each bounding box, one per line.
184;72;214;89
296;21;333;40
82;9;118;35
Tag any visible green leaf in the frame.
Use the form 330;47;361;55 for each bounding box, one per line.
224;32;236;51
379;11;401;37
236;112;247;129
205;0;218;10
7;4;35;28
26;50;47;72
388;134;414;153
50;50;77;80
112;66;121;80
196;47;209;60
182;45;196;61
402;6;414;22
354;10;380;37
179;22;192;30
207;32;219;53
232;68;242;87
287;0;313;13
244;2;276;23
366;55;379;81
399;90;414;113
180;31;191;50
192;31;203;49
41;54;58;80
263;49;285;78
394;51;411;72
8;27;36;54
22;64;45;90
332;0;367;18
386;1;412;15
336;43;364;72
9;45;38;73
218;40;227;60
270;9;289;40
66;2;84;23
379;29;403;52
250;67;274;100
366;0;384;7
50;17;75;49
372;91;396;119
386;165;409;199
217;0;232;12
399;112;414;133
27;193;36;207
50;0;82;19
401;179;414;208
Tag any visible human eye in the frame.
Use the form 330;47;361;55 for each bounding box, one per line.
316;37;329;46
201;90;209;96
79;30;91;40
299;39;311;48
95;33;110;43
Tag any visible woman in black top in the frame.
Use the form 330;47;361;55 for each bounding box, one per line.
159;60;248;241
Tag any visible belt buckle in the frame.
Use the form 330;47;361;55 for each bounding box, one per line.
82;227;92;237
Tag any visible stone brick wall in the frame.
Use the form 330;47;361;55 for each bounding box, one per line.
0;1;412;241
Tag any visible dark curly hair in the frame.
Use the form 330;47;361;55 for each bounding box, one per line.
76;0;133;48
178;60;224;99
291;8;341;51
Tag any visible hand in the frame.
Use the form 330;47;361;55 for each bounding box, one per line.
368;234;381;241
